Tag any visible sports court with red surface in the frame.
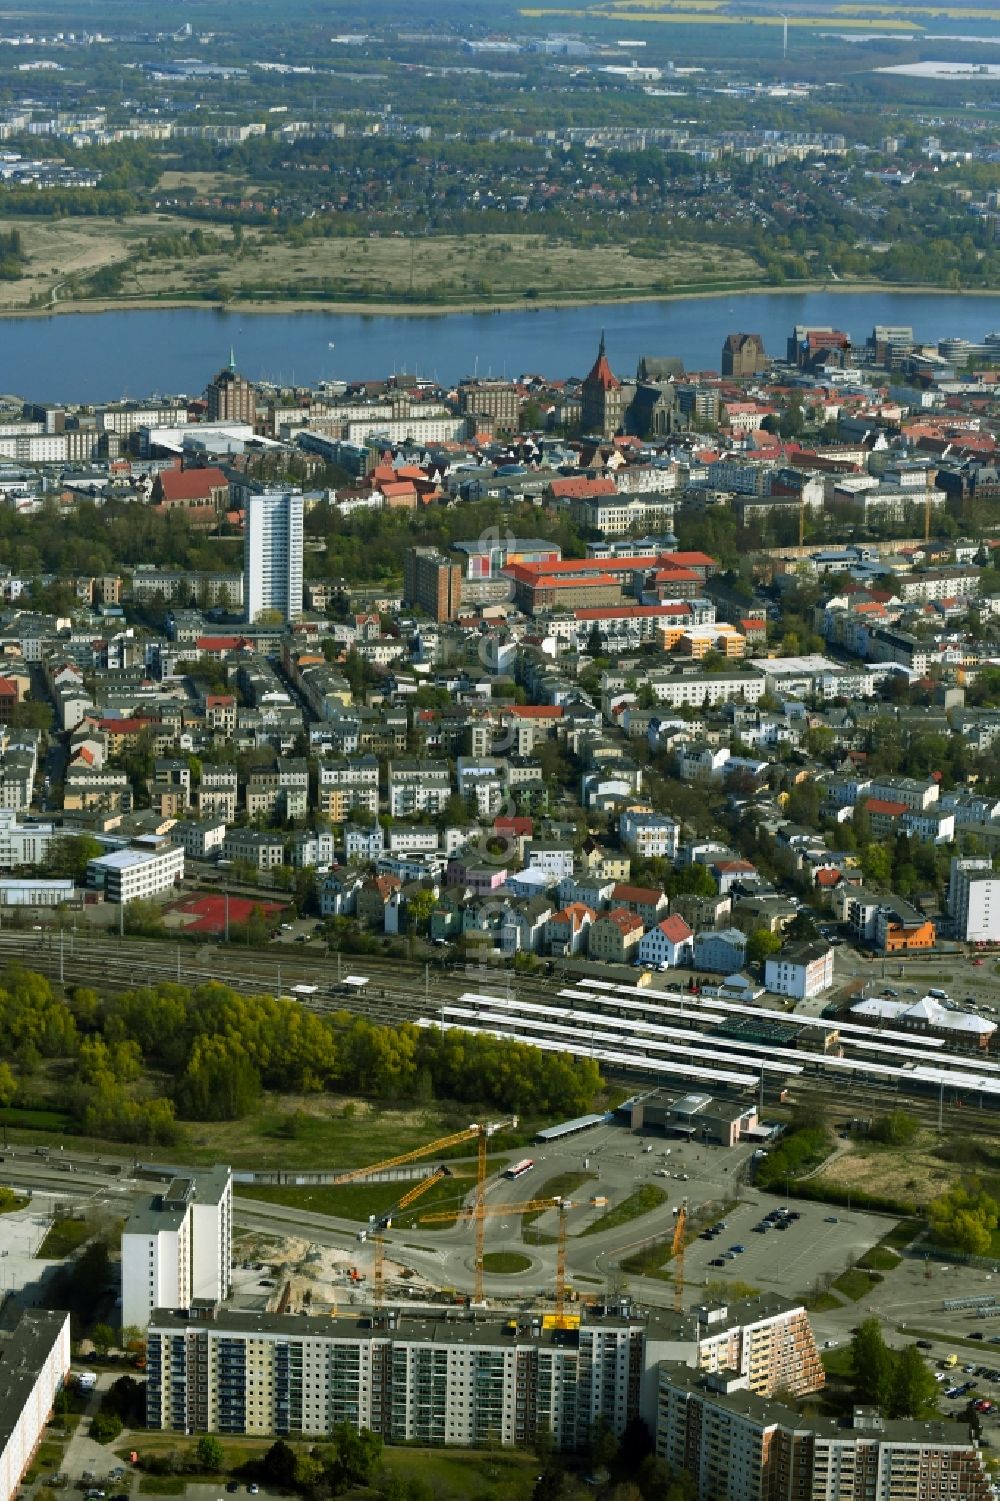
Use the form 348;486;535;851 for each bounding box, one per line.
168;893;287;934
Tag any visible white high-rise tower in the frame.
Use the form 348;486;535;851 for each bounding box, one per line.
244;489;303;623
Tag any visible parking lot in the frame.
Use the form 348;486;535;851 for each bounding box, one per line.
679;1190;895;1296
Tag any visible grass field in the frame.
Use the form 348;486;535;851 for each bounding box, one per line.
520;1172;596;1229
481;1251;532;1274
237;1171;475;1227
37;1217;94;1259
581;1184;668;1237
832;1267;881;1302
128;1433;539;1500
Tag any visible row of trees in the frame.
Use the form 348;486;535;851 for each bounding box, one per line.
0;967;603;1140
849;1320;938;1418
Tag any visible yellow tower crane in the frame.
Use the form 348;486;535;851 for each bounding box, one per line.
672;1200;688;1315
420;1196;577;1319
333;1119;517;1310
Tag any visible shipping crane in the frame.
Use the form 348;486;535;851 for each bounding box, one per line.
672;1200;688;1315
420;1195;577;1317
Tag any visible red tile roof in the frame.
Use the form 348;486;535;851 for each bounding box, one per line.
656;913;693;942
865;798;908;817
157;466;229;502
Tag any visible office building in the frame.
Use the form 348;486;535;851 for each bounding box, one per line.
122;1166;232;1330
244;490;304;623
206;353;257;427
146;1295;821;1451
656;1365;992;1501
0;1310;71;1501
86;841;184;904
403;547;463;623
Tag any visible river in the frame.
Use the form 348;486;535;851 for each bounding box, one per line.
5;288;1000;403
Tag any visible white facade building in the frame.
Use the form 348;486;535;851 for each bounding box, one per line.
949;856;1000;943
86;842;184;903
764;940;834;1000
244;489;304;623
0;1311;71;1501
121;1166;232;1331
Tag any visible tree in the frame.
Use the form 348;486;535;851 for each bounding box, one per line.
196;1436;225;1472
89;1412;122;1443
747;928;782;964
91;1322;115;1355
870;1111;920;1147
850;1319;896;1410
261;1440;297;1489
890;1344;939;1418
405;887;436;936
928;1182;999;1255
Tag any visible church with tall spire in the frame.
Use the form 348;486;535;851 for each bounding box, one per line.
206;350;257;427
580;331;624;439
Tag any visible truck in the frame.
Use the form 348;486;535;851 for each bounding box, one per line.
943;1354;958;1369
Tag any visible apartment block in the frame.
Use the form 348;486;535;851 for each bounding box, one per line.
949;856;1000;943
317;755;379;821
656;1365;991;1501
403;547;463;623
0;1310;71;1501
122;1166;232;1331
198;767;239;823
388;760;452;818
146;1295;820;1454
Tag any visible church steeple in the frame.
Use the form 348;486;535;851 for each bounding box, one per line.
581;331;624;438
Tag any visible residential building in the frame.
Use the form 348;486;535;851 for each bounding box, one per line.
544;903;595;956
86;841;184;903
948;856;1000;943
610;882;670;928
588;906;645;963
693;927;748;973
168;819;227;860
874;899;936;954
618;809;680;860
244;490;304;623
656;1367;991;1501
222;829;285;871
318;756;379;821
403;547;463;623
764;939;834;1000
146;1295;821;1452
0;1310;71;1501
638;914;693;969
198;767;239;823
388;760;452;818
121;1166;232;1330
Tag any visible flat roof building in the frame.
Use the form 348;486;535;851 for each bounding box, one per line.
122;1165;232;1330
0;1310;70;1501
